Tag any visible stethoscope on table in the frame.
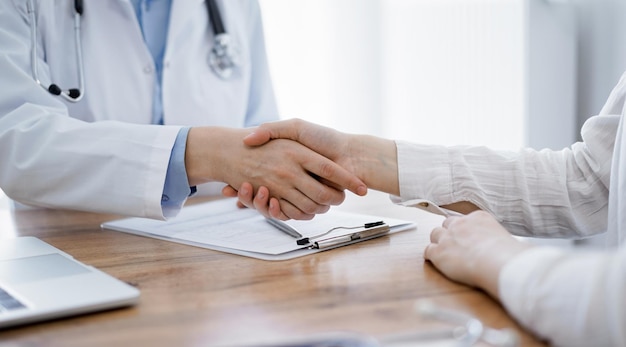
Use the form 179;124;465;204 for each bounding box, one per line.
27;0;239;103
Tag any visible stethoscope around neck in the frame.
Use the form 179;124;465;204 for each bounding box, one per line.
26;0;239;103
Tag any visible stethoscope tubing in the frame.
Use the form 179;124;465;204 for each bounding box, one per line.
28;0;85;102
206;0;225;35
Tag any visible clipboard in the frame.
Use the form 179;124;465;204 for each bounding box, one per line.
101;198;417;261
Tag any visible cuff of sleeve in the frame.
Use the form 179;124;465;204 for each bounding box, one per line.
162;127;193;218
395;140;455;204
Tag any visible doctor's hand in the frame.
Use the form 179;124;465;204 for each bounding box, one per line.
186;126;367;220
424;211;533;300
222;119;400;219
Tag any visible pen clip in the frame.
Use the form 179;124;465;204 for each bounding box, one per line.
312;224;390;250
297;220;386;246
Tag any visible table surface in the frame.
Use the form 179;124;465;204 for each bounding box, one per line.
0;191;546;347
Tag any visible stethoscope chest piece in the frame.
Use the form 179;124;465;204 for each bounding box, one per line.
208;33;240;80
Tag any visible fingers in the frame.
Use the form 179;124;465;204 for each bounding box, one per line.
301;156;367;197
233;183;312;221
221;185;247;209
430;226;444;243
234;182;255;208
231;176;335;220
235;133;364;220
276;199;317;220
426;223;450;261
247;189;315;220
271;178;341;216
243;119;303;147
426;225;446;261
423;243;437;261
442;216;458;229
250;139;352;212
268;147;356;210
431;216;458;244
268;198;288;220
242;129;272;147
244;121;368;197
250;186;283;218
221;185;238;198
235;184;279;218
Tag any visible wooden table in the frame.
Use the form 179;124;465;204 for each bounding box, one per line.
0;191;545;347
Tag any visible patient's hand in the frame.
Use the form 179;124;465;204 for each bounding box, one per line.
424;211;532;299
243;119;365;185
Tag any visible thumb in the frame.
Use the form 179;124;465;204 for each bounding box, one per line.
243;119;303;147
243;128;272;147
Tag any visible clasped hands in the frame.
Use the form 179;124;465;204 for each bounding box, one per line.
220;119;370;220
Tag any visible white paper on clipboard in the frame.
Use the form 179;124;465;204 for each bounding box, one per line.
101;198;416;261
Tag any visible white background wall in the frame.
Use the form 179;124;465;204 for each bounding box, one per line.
259;0;626;149
571;0;626;132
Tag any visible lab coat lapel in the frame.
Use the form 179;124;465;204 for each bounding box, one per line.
167;0;205;51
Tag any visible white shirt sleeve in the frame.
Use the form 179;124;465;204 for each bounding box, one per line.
394;115;617;238
499;246;626;346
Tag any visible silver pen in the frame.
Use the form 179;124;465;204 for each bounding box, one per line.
266;218;303;239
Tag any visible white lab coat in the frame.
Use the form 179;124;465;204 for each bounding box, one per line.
0;0;278;219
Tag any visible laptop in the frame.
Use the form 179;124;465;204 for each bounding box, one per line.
0;237;140;328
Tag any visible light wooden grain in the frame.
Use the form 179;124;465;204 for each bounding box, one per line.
0;191;545;347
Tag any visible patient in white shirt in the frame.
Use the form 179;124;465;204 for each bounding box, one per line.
226;71;626;346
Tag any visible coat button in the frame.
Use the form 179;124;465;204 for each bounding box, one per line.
143;65;153;74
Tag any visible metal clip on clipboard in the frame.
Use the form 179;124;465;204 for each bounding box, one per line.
267;218;390;250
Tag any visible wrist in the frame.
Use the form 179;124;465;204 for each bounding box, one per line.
185;127;242;186
351;135;399;195
474;239;534;299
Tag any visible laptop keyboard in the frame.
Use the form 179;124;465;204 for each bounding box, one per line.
0;286;26;313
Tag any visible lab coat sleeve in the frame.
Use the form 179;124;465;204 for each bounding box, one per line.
498;246;626;346
242;0;279;126
0;0;181;219
394;114;616;238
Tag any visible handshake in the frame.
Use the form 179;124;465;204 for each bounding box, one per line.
209;118;401;221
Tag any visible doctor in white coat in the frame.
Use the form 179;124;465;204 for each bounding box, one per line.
0;0;367;220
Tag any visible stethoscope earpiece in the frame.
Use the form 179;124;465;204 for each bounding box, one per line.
47;84;62;96
28;0;85;102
